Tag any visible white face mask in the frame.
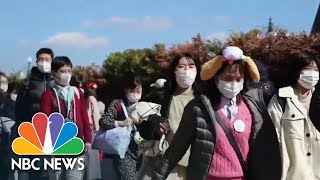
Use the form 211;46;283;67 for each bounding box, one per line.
0;84;8;93
10;93;17;101
37;62;51;73
217;79;244;99
55;73;71;86
298;70;319;89
175;70;197;88
0;76;8;93
127;93;141;103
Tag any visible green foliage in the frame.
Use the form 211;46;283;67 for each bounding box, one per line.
73;63;105;84
101;48;160;102
7;71;24;85
103;48;159;83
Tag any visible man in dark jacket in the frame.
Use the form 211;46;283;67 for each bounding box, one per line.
14;48;54;180
15;48;54;125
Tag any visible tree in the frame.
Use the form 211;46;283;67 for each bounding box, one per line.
7;71;24;85
101;48;160;103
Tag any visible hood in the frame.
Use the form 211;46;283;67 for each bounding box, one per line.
29;66;53;81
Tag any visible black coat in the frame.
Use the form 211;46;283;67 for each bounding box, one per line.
0;98;15;121
15;67;54;125
310;82;320;131
153;89;281;180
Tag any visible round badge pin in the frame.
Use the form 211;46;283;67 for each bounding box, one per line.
234;119;245;133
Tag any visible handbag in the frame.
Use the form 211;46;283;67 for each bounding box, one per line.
92;100;132;159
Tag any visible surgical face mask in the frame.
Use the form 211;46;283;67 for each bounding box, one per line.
298;70;319;89
0;76;8;93
10;93;17;101
37;62;51;73
127;93;141;103
175;70;197;88
0;83;8;93
217;79;244;99
55;73;72;86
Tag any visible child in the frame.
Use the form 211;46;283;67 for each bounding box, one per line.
40;56;92;180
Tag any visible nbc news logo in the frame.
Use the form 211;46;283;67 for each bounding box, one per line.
11;113;85;170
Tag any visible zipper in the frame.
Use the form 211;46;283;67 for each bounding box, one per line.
44;75;47;91
200;95;217;178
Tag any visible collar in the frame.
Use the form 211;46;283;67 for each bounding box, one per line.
54;84;71;99
55;84;70;91
279;86;315;98
221;96;237;106
30;66;52;80
175;87;194;96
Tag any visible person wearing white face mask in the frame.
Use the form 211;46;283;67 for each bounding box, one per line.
13;48;55;180
15;48;54;124
99;76;143;180
153;47;281;180
268;54;320;180
40;56;92;180
0;73;8;93
139;53;201;180
0;72;17;180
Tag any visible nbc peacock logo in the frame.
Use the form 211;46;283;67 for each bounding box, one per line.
12;112;84;155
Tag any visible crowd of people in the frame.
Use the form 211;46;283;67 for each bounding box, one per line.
0;46;319;180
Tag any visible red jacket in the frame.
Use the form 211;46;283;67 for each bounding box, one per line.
40;87;92;144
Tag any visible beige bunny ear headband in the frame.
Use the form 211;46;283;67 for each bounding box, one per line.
200;46;260;83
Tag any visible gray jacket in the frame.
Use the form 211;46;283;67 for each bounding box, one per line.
153;89;281;180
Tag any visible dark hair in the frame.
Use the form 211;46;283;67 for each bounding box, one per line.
205;60;250;106
166;53;202;94
8;82;19;94
51;56;73;72
270;53;320;88
84;87;97;99
290;54;320;84
36;48;54;59
70;75;84;88
0;72;8;79
122;77;142;90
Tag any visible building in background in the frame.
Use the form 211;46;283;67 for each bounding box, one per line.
311;3;320;33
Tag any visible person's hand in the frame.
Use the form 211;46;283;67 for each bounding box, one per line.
156;122;170;136
84;143;91;153
118;118;133;127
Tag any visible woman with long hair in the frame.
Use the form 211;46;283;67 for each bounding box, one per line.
138;53;203;180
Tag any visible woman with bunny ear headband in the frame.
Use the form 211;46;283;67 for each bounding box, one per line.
153;46;281;180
